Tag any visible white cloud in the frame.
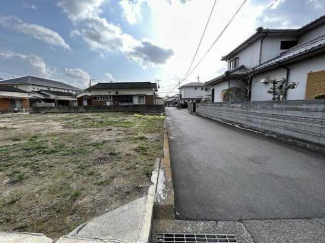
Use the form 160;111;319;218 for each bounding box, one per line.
129;41;174;65
70;16;173;67
64;68;91;83
23;4;38;10
57;0;106;21
0;52;53;78
119;0;146;25
0;16;71;50
104;73;115;81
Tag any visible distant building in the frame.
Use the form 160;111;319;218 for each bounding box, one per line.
179;82;211;103
77;82;159;106
0;76;81;107
165;94;179;107
0;86;30;113
207;14;325;102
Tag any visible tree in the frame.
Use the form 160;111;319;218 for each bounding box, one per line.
267;78;298;101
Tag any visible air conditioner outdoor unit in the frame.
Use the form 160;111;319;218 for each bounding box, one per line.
261;77;270;83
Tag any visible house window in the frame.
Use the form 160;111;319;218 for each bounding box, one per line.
194;88;197;90
205;88;210;91
116;91;119;94
138;96;145;104
229;57;239;70
280;41;297;50
201;88;204;91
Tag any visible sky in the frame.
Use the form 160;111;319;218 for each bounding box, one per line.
0;0;324;95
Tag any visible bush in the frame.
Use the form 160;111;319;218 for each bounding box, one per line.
314;94;325;99
223;87;246;102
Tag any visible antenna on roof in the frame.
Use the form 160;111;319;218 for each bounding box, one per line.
89;78;92;87
197;76;200;83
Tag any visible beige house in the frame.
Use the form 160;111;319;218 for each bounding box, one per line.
77;82;159;106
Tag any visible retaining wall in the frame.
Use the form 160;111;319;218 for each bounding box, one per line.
195;100;325;148
30;105;165;114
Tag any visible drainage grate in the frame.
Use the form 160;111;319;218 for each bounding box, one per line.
156;233;237;243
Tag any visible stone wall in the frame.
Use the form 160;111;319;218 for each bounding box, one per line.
30;105;165;114
195;100;325;148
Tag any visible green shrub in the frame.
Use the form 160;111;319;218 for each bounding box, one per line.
314;94;325;99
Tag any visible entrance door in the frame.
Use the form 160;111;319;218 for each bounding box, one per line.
211;88;215;102
83;99;88;106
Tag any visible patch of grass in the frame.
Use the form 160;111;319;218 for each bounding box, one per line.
134;145;148;155
87;170;96;176
142;166;152;178
109;151;119;156
8;171;26;184
2;196;21;207
132;136;148;141
95;179;113;186
71;190;82;200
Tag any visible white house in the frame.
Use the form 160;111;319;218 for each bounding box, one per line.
77;82;158;106
0;76;81;107
179;82;210;103
207;14;325;102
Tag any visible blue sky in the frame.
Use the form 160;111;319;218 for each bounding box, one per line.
0;0;324;94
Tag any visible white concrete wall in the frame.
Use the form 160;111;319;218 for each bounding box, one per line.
286;53;325;100
211;81;229;102
12;84;78;94
251;69;287;101
228;40;261;70
0;91;29;98
261;36;298;63
299;25;325;44
90;88;154;96
251;53;325;101
180;86;209;99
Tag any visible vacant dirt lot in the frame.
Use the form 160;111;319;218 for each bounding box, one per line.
0;112;164;239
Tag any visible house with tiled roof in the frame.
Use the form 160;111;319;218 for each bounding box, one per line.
77;82;159;106
207;14;325;102
178;82;211;103
0;86;30;113
0;76;80;107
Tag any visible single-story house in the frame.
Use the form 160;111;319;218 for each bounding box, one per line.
207;14;325;102
77;82;158;106
0;86;30;113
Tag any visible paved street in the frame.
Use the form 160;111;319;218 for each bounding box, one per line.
167;107;325;221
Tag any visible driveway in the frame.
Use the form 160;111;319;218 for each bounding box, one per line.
167;107;325;221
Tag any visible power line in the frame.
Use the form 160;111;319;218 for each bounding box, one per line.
0;37;67;70
165;0;248;96
0;69;27;77
182;0;219;80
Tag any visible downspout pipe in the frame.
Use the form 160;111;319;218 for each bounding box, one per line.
259;32;268;65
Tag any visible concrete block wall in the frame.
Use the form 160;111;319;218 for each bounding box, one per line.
196;100;325;147
30;105;165;114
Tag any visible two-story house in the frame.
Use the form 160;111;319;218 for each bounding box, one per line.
77;82;158;106
179;82;211;103
207;14;325;102
0;76;81;107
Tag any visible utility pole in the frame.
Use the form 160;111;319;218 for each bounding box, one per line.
179;79;181;105
89;78;92;87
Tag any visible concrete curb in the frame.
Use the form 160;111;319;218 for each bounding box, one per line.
0;232;54;243
136;158;161;243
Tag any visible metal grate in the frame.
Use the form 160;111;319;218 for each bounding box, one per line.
157;233;237;243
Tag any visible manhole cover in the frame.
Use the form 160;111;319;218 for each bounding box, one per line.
157;233;237;243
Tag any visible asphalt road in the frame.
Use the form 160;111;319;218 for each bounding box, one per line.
167;107;325;221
